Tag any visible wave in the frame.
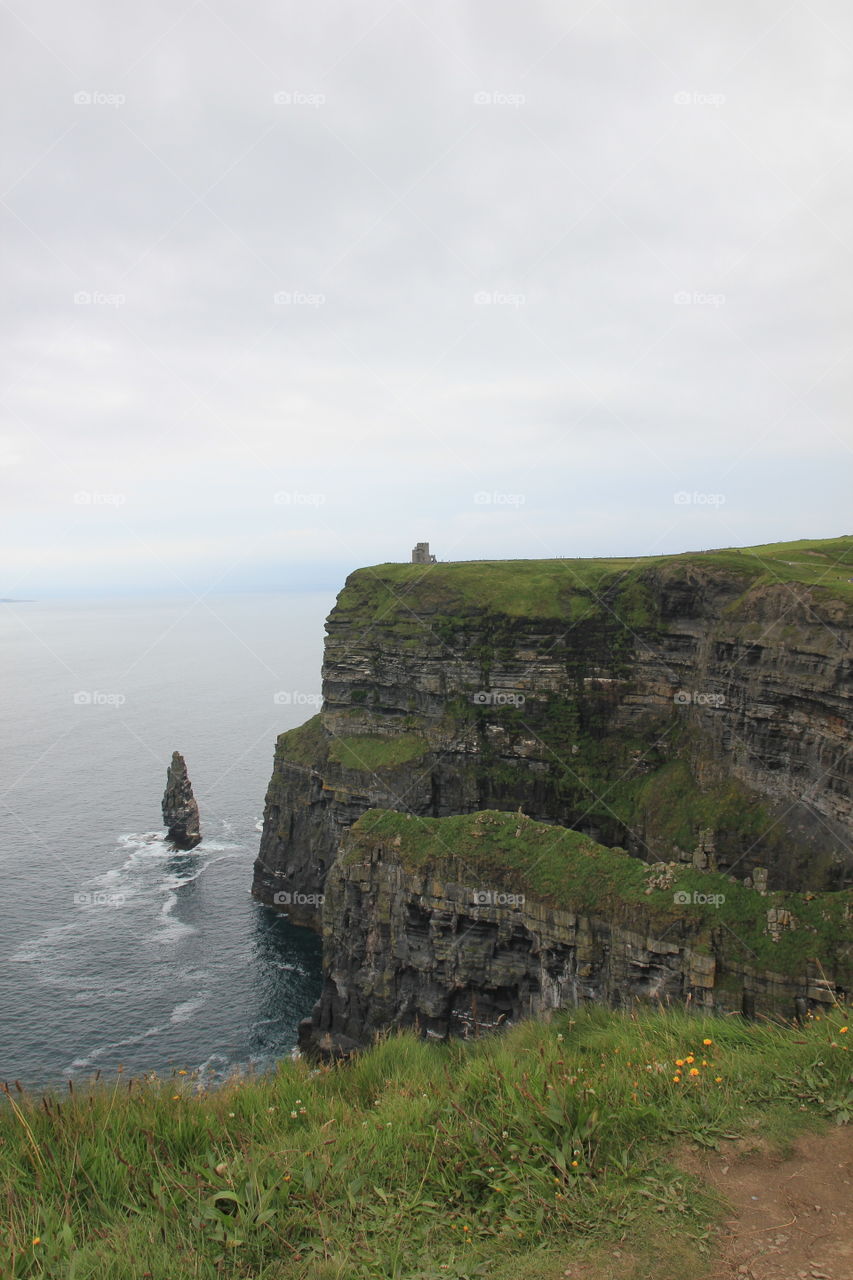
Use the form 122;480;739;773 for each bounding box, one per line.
169;994;209;1024
67;1021;166;1072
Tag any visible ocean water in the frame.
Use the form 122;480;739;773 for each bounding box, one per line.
0;591;335;1091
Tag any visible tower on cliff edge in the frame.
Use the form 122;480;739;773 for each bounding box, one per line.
411;541;436;564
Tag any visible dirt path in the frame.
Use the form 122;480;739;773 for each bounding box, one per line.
685;1126;853;1280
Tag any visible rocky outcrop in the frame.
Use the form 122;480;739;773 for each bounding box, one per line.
254;543;853;926
298;809;852;1055
162;751;201;849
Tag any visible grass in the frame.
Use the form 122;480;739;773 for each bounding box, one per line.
334;535;853;625
346;809;853;982
274;716;329;769
3;1007;851;1279
327;733;430;771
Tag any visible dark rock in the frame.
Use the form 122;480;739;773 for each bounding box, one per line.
254;557;853;930
297;823;848;1054
162;751;201;849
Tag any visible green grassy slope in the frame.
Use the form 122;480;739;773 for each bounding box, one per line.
3;1008;850;1279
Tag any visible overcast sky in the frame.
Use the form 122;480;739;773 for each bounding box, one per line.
2;0;851;595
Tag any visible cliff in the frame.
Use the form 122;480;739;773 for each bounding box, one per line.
299;808;853;1054
254;537;853;927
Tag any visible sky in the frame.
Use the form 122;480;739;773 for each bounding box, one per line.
2;0;852;596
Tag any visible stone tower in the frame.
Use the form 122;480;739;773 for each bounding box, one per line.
411;541;436;564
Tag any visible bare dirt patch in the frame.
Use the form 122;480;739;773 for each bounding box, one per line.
683;1126;853;1280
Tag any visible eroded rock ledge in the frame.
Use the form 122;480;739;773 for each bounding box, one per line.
298;809;852;1056
254;543;853;927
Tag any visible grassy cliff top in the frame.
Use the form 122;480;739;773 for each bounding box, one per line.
346;808;853;978
332;535;853;621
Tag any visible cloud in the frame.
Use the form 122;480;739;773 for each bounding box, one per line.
2;0;851;592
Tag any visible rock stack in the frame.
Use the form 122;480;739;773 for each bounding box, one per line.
162;751;201;849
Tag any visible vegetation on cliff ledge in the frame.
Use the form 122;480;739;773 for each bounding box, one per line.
334;534;853;624
3;1008;850;1279
347;808;853;981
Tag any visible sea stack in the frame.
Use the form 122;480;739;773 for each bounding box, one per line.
162;751;201;849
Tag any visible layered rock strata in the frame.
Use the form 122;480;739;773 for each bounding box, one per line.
254;545;853;927
298;809;852;1055
162;751;201;849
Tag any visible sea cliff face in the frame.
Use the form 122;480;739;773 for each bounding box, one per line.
297;809;852;1055
253;540;853;927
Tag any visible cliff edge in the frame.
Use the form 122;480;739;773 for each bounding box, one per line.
298;808;852;1054
254;537;853;928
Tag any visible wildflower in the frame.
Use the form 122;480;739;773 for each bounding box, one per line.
701;1060;709;1067
841;1027;849;1034
295;1098;302;1104
462;1226;470;1233
715;1076;723;1083
673;1075;681;1083
703;1038;713;1046
571;1160;578;1167
557;1033;564;1042
686;1055;695;1064
32;1238;41;1246
675;1059;684;1067
178;1069;188;1075
172;1095;180;1100
228;1112;235;1117
290;1110;297;1118
689;1068;700;1077
283;1174;291;1182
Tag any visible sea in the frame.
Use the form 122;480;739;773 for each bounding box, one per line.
0;591;335;1092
